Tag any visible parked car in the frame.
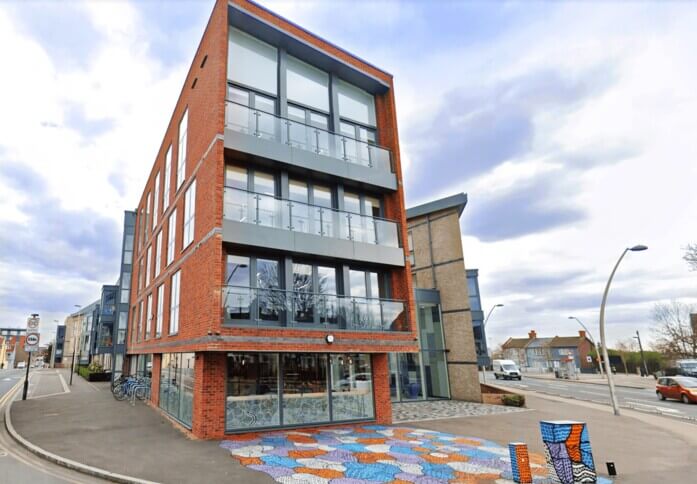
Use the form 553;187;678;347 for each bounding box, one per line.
17;362;26;369
676;359;697;377
656;376;697;404
493;359;522;380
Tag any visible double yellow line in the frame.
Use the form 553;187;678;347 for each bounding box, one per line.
0;375;28;409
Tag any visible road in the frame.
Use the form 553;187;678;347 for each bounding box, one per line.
482;371;697;421
0;368;105;483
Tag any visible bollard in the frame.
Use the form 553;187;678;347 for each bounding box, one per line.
508;442;533;483
540;420;596;483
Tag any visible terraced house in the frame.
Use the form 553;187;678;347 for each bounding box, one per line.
127;0;417;438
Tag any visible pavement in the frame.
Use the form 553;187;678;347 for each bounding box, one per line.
6;367;697;483
0;368;105;484
481;372;697;422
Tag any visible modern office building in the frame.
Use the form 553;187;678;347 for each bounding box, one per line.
50;324;66;367
126;0;416;439
402;194;482;403
466;269;489;367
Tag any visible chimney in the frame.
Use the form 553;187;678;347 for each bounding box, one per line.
579;330;586;339
528;330;537;339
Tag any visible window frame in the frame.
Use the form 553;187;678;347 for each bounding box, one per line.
177;109;188;190
183;179;196;248
170;270;181;335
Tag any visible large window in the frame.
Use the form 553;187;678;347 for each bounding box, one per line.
177;109;188;189
183;180;196;248
170;271;180;334
155;231;162;277
145;294;153;339
224;255;280;323
163;145;171;210
146;246;152;287
226;352;373;431
228;28;278;95
145;192;151;239
467;274;481;311
156;284;164;338
286;55;329;112
117;311;127;344
159;353;195;428
226;353;279;430
337;80;376;127
153;172;160;229
167;209;176;266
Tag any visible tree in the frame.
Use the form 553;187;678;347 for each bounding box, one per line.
683;244;697;271
651;301;697;360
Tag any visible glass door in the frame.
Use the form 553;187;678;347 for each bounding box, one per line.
281;354;329;425
256;258;280;322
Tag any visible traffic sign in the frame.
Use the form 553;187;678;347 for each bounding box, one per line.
24;316;40;352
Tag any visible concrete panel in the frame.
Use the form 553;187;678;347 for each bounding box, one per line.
223;219;404;267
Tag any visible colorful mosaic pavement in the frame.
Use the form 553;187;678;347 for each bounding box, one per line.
220;425;614;483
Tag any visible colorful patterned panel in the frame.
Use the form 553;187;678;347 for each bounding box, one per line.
540;421;597;483
509;442;533;483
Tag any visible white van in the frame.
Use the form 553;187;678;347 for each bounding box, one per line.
493;359;522;380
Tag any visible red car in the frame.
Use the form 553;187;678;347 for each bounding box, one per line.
656;376;697;404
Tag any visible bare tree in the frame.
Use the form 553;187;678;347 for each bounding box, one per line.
651;301;697;359
683;244;697;271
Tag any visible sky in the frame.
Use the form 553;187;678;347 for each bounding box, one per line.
0;0;696;348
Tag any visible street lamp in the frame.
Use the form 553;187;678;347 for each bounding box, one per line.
481;304;504;382
599;245;647;416
568;316;604;377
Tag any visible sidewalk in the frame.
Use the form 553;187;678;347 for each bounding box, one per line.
521;371;656;389
8;369;269;483
412;392;697;484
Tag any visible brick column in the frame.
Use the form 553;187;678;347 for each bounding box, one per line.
192;352;226;439
372;353;392;425
150;353;162;406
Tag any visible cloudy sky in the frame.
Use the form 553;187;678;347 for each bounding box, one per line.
1;1;696;348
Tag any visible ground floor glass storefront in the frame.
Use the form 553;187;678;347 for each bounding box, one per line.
159;353;195;428
226;352;374;431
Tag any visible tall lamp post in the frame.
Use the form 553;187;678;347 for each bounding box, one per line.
568;316;604;377
481;304;504;382
599;245;648;416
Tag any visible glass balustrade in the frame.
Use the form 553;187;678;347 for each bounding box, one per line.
224;187;400;248
225;101;392;172
222;285;408;332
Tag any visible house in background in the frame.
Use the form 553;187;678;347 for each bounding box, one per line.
501;329;596;373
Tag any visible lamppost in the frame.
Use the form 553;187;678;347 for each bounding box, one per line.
599;245;648;416
481;304;504;382
568;316;604;377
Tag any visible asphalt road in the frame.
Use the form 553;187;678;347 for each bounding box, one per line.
0;368;105;483
482;371;697;421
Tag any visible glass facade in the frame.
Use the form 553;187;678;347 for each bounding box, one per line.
225;352;374;431
390;302;450;401
159;353;195;428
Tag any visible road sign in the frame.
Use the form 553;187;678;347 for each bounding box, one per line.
586;355;593;363
25;316;40;352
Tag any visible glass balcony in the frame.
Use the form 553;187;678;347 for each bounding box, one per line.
224;187;400;248
225;101;393;173
222;285;409;332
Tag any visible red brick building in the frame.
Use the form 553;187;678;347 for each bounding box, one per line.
127;0;417;439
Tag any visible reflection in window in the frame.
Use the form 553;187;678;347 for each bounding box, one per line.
159;353;195;428
337;80;376;127
330;354;374;421
398;353;423;400
292;263;313;323
257;258;280;321
282;354;329;425
226;353;279;430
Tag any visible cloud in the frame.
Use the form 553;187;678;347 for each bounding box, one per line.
404;67;615;201
463;170;586;241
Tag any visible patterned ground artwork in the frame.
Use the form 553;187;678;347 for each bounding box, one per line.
220;425;614;483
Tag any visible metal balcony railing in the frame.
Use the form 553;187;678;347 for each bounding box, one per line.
225;100;393;172
224;187;400;248
222;285;409;332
